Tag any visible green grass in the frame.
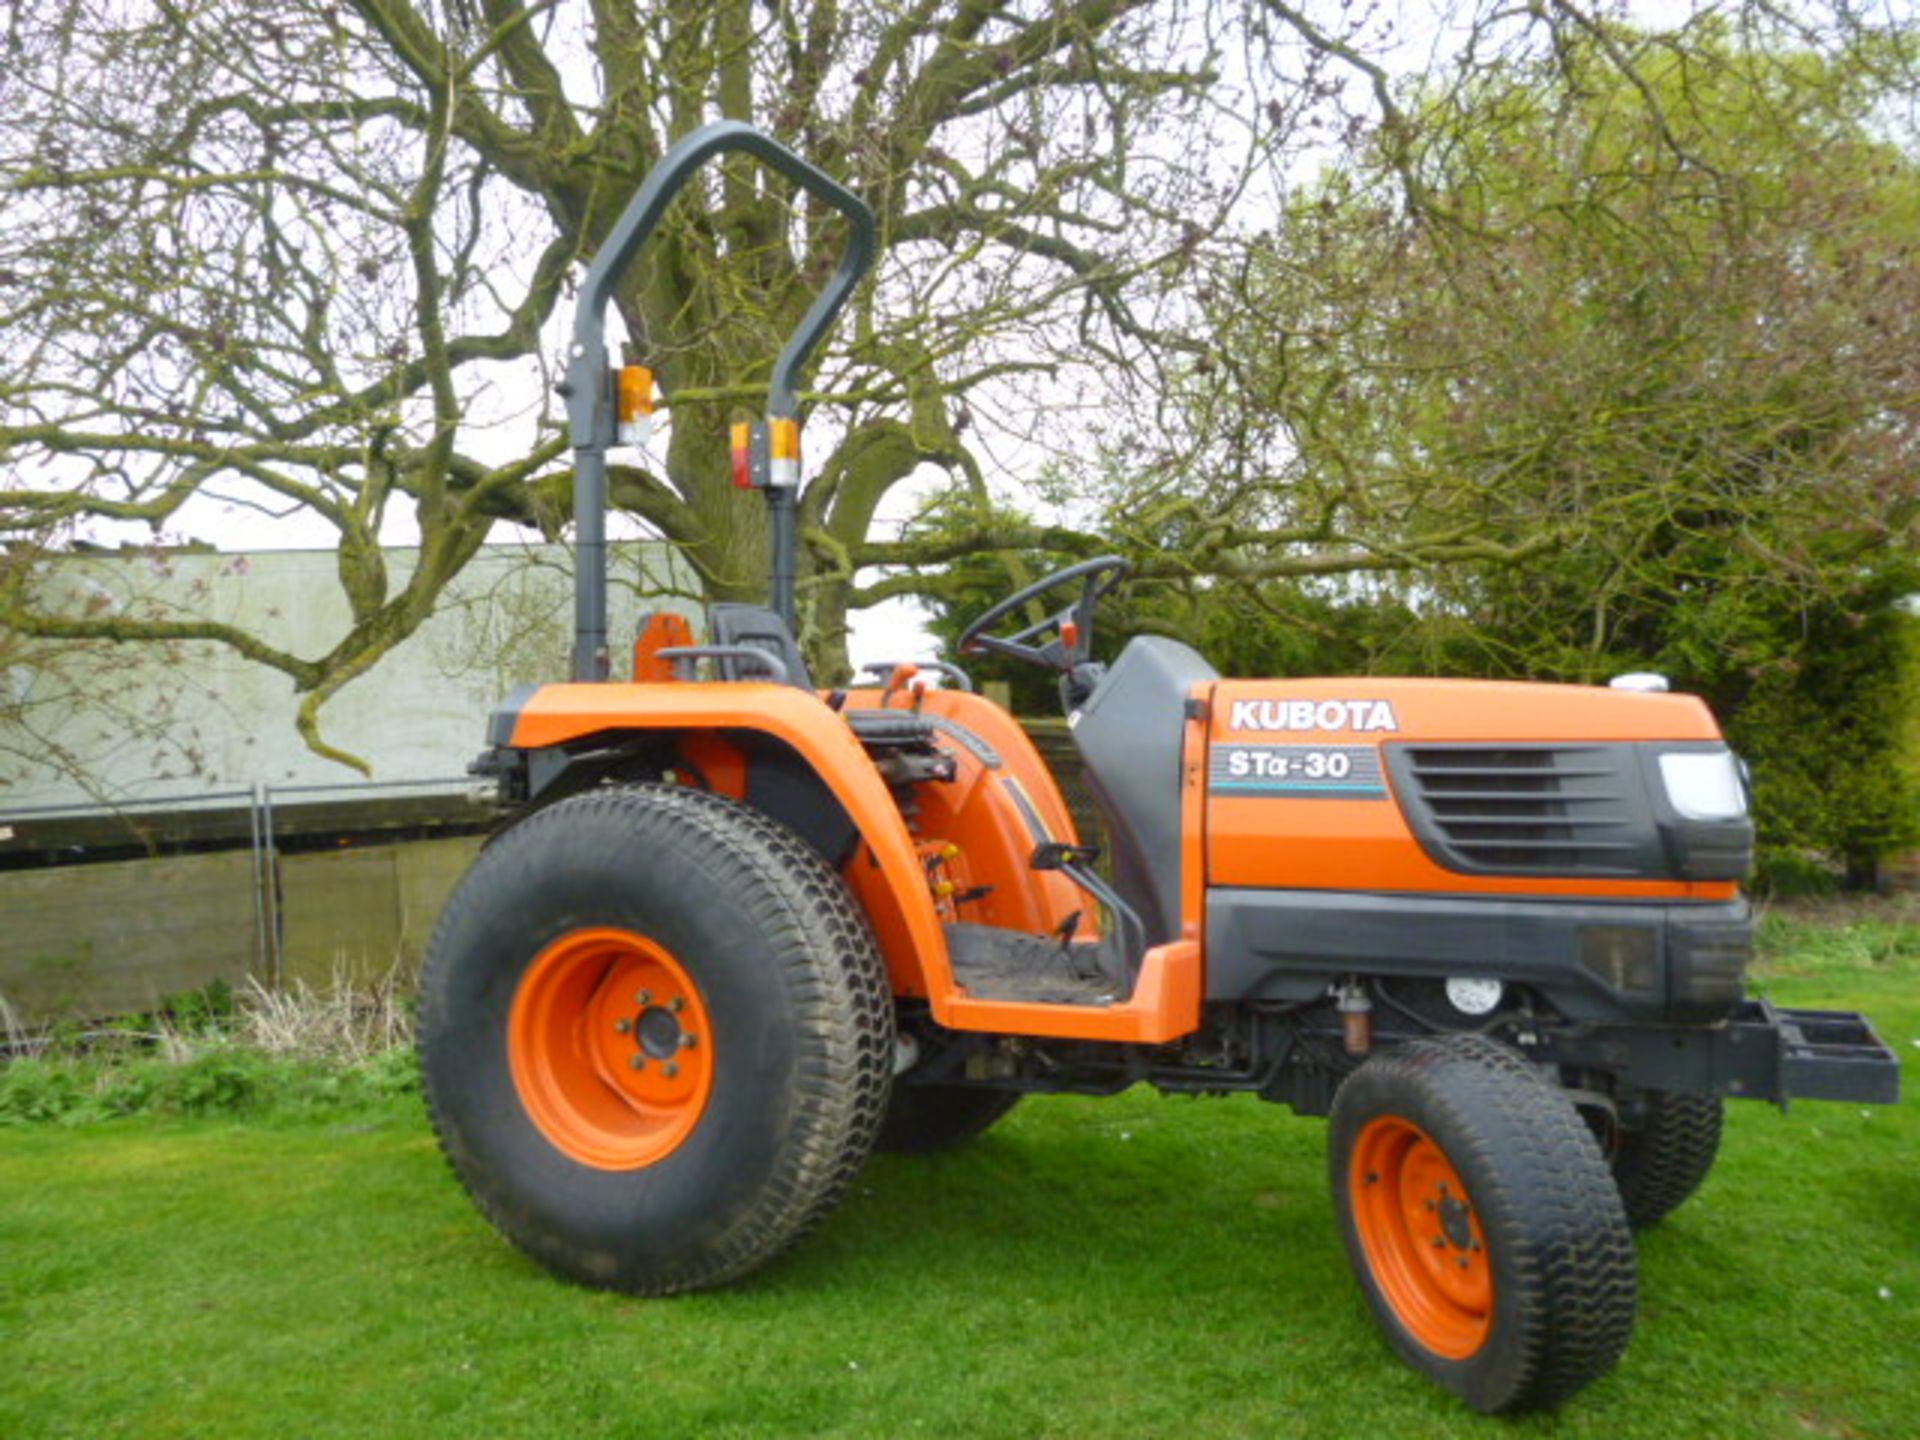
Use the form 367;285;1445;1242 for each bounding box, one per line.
3;915;1917;1439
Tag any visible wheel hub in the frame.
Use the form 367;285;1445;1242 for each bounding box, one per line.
1438;1192;1474;1251
507;926;714;1170
1351;1114;1492;1360
636;1004;686;1059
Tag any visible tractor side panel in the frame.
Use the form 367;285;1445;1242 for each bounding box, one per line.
503;682;955;1001
1203;678;1736;901
840;688;1091;942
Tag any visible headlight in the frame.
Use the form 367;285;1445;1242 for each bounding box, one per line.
1658;750;1747;821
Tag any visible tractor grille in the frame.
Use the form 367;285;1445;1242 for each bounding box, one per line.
1386;744;1657;878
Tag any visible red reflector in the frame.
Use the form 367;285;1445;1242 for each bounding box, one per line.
730;421;752;488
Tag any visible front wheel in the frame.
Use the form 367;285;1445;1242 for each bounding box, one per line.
1329;1036;1637;1413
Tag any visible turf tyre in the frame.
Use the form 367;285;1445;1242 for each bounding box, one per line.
876;1084;1020;1153
1329;1035;1637;1413
418;784;893;1294
1611;1091;1724;1229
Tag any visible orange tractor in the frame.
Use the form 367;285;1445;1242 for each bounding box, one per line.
420;124;1899;1413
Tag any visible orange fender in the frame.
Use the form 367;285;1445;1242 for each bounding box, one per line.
501;681;956;1011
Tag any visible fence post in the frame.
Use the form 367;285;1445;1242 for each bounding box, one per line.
248;783;269;985
262;784;283;989
248;782;285;990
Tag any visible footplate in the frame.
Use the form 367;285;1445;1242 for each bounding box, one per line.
1543;998;1901;1107
944;922;1123;1006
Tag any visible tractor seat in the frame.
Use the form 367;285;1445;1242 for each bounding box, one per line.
708;603;813;688
706;603;940;749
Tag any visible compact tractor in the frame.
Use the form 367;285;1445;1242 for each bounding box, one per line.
420;123;1900;1413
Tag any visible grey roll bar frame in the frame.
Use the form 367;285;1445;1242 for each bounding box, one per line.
561;120;878;681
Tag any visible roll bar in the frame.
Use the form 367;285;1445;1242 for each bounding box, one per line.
563;120;877;681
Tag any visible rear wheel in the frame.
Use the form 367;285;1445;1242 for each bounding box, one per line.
877;1084;1020;1153
419;784;893;1294
1611;1091;1724;1228
1330;1036;1637;1413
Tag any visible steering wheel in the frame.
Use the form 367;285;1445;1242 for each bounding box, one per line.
956;555;1131;671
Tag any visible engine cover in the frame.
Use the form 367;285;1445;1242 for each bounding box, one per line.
1203;677;1745;902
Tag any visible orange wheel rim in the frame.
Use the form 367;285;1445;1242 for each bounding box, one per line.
508;927;714;1170
1350;1115;1493;1359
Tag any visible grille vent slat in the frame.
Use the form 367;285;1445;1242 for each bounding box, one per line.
1437;816;1628;830
1396;744;1645;875
1414;789;1619;804
1409;766;1615;780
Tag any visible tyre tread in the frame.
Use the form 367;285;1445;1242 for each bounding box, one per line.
1613;1091;1723;1229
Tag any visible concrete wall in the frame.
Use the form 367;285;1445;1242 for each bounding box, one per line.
276;835;483;989
0;849;261;1019
2;539;695;814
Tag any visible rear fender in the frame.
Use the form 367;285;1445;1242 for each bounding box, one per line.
494;682;954;1006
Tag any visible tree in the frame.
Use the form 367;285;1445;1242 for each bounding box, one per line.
1143;20;1920;870
1;0;1292;769
1;1;1902;774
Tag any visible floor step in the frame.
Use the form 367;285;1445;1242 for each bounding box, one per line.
944;922;1122;1005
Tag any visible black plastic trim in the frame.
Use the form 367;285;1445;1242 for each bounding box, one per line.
1385;741;1661;877
1205;886;1752;1024
485;684;540;748
923;714;1002;769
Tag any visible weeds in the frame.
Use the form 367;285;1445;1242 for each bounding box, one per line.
1754;894;1920;977
0;961;417;1125
231;965;414;1064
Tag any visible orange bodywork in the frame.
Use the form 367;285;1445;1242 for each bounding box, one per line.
631;611;695;683
503;681;1201;1041
841;688;1086;939
1203;678;1737;902
509;681;958;1010
503;669;1733;1047
843;687;1201;1043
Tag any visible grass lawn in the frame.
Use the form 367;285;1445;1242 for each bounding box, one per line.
2;908;1916;1439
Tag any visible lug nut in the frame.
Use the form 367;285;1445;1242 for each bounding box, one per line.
635;989;652;1006
629;1054;646;1071
1432;1236;1447;1249
668;996;685;1014
1458;1257;1471;1270
663;1061;679;1079
614;1018;631;1034
680;1033;699;1050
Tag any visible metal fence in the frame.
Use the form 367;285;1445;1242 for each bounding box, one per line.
0;778;486;1021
